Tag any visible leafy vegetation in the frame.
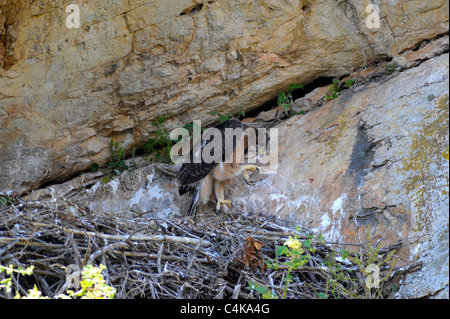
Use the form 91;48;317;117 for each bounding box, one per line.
248;231;324;299
107;139;129;174
99;139;131;183
247;227;397;299
276;234;320;299
277;83;304;117
90;162;100;173
386;62;396;75
212;106;246;123
0;265;35;296
144;115;174;163
1;264;116;299
59;264;116;299
325;78;355;100
94;116;175;184
0;196;15;208
348;229;397;299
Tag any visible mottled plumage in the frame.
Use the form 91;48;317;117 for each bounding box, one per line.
176;118;256;217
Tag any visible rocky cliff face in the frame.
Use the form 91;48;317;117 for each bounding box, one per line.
1;0;448;192
24;51;449;298
1;0;449;298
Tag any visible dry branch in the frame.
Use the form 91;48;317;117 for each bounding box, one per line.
31;222;212;248
0;197;414;299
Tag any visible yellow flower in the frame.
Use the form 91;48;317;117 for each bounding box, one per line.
284;236;301;250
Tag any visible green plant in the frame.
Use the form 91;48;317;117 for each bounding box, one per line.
144;115;174;163
59;264;116;299
1;265;35;295
90;162;100;173
277;235;311;298
323;228;397;299
325;78;355;100
98;139;132;184
247;225;397;299
323;249;359;299
246;281;277;299
212;106;246;123
182;120;203;139
348;229;397;299
277;83;303;117
0;196;15;208
386;62;396;75
1;264;116;299
248;232;321;299
107;139;128;175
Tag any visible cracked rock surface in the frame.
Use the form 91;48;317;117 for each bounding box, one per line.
1;0;448;192
231;53;449;299
24;52;449;298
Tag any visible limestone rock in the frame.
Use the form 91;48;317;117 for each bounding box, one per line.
25;160;188;219
24;52;449;298
1;0;448;193
231;53;449;299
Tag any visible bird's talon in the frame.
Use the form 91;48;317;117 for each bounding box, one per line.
243;165;260;186
245;178;256;186
243;165;261;172
216;200;232;212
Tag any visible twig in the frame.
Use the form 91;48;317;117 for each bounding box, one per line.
31;222;212;248
1;196;413;299
88;242;130;265
110;250;211;263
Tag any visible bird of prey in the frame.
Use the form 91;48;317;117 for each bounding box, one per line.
176;118;260;218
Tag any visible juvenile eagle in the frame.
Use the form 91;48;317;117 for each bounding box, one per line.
176;118;260;218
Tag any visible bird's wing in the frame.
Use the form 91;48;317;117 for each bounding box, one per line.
176;161;216;186
176;118;244;186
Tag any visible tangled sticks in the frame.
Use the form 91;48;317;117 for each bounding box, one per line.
0;197;410;299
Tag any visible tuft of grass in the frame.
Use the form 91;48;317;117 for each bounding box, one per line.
386;62;396;75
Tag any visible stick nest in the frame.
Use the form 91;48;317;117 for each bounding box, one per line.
0;197;415;299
